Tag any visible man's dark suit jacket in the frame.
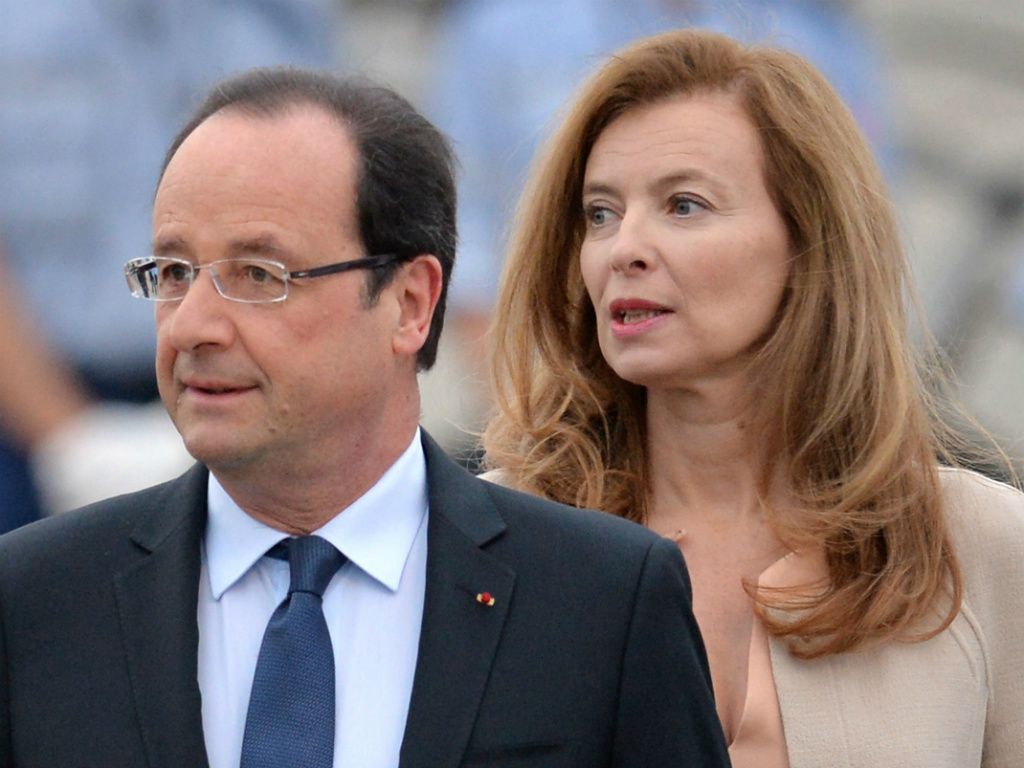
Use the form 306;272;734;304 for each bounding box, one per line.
0;433;728;767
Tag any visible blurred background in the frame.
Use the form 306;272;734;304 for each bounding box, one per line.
2;0;1022;532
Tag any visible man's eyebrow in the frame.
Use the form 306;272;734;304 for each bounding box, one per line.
152;235;190;257
150;234;291;260
226;234;289;258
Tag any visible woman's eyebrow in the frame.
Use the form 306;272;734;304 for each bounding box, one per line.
647;169;725;196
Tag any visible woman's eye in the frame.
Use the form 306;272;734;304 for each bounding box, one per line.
585;204;615;227
670;196;705;217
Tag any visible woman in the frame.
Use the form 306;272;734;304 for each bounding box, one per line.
483;29;1024;767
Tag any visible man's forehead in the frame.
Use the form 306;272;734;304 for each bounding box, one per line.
152;103;363;254
157;106;358;204
166;104;356;180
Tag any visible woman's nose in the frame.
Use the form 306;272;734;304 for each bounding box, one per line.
608;212;654;274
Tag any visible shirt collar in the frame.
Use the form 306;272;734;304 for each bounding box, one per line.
205;429;428;599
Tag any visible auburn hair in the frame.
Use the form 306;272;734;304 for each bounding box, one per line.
484;28;969;658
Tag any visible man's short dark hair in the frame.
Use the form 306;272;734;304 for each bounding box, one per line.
161;68;457;371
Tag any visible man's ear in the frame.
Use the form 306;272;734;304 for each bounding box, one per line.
391;254;443;358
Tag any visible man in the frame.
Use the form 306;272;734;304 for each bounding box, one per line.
0;69;728;767
0;0;338;528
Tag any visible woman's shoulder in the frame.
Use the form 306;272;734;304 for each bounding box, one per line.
938;466;1024;615
938;465;1024;543
937;469;1024;760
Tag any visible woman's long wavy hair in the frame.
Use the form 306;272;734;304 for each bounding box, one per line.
483;29;974;658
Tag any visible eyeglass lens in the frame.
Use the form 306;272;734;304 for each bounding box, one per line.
131;257;290;302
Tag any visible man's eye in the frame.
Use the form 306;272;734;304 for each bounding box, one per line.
162;263;191;283
245;265;272;284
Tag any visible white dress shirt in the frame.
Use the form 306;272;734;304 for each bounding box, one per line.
197;431;428;768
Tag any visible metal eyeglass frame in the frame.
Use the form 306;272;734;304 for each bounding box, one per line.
124;252;400;304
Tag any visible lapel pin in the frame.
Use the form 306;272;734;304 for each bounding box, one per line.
476;591;496;607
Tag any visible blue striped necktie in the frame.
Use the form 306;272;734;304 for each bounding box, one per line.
240;535;347;768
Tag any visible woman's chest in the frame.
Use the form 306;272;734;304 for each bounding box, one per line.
685;541;791;742
693;588;758;740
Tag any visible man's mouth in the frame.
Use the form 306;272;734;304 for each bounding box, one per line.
182;379;254;396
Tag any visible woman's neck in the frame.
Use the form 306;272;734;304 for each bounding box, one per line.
644;381;778;533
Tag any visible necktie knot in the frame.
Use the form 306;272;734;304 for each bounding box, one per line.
273;535;346;597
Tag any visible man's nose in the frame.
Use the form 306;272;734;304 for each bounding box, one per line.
160;267;236;351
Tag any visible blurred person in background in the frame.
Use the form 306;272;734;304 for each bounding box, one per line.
423;0;894;459
483;29;1024;766
855;1;1024;474
938;195;1024;469
0;0;339;531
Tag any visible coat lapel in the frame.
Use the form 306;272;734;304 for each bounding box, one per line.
399;434;515;768
113;464;210;768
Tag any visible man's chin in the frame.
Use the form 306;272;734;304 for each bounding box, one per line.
179;431;261;472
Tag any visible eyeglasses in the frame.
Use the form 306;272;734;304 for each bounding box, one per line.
124;253;399;304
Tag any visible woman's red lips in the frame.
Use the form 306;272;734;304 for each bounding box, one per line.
608;298;672;323
608;299;672;337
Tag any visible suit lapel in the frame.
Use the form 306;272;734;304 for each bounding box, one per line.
113;464;210;768
399;434;515;768
110;439;513;768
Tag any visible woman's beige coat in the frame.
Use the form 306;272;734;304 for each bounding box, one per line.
771;468;1023;767
483;466;1024;766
